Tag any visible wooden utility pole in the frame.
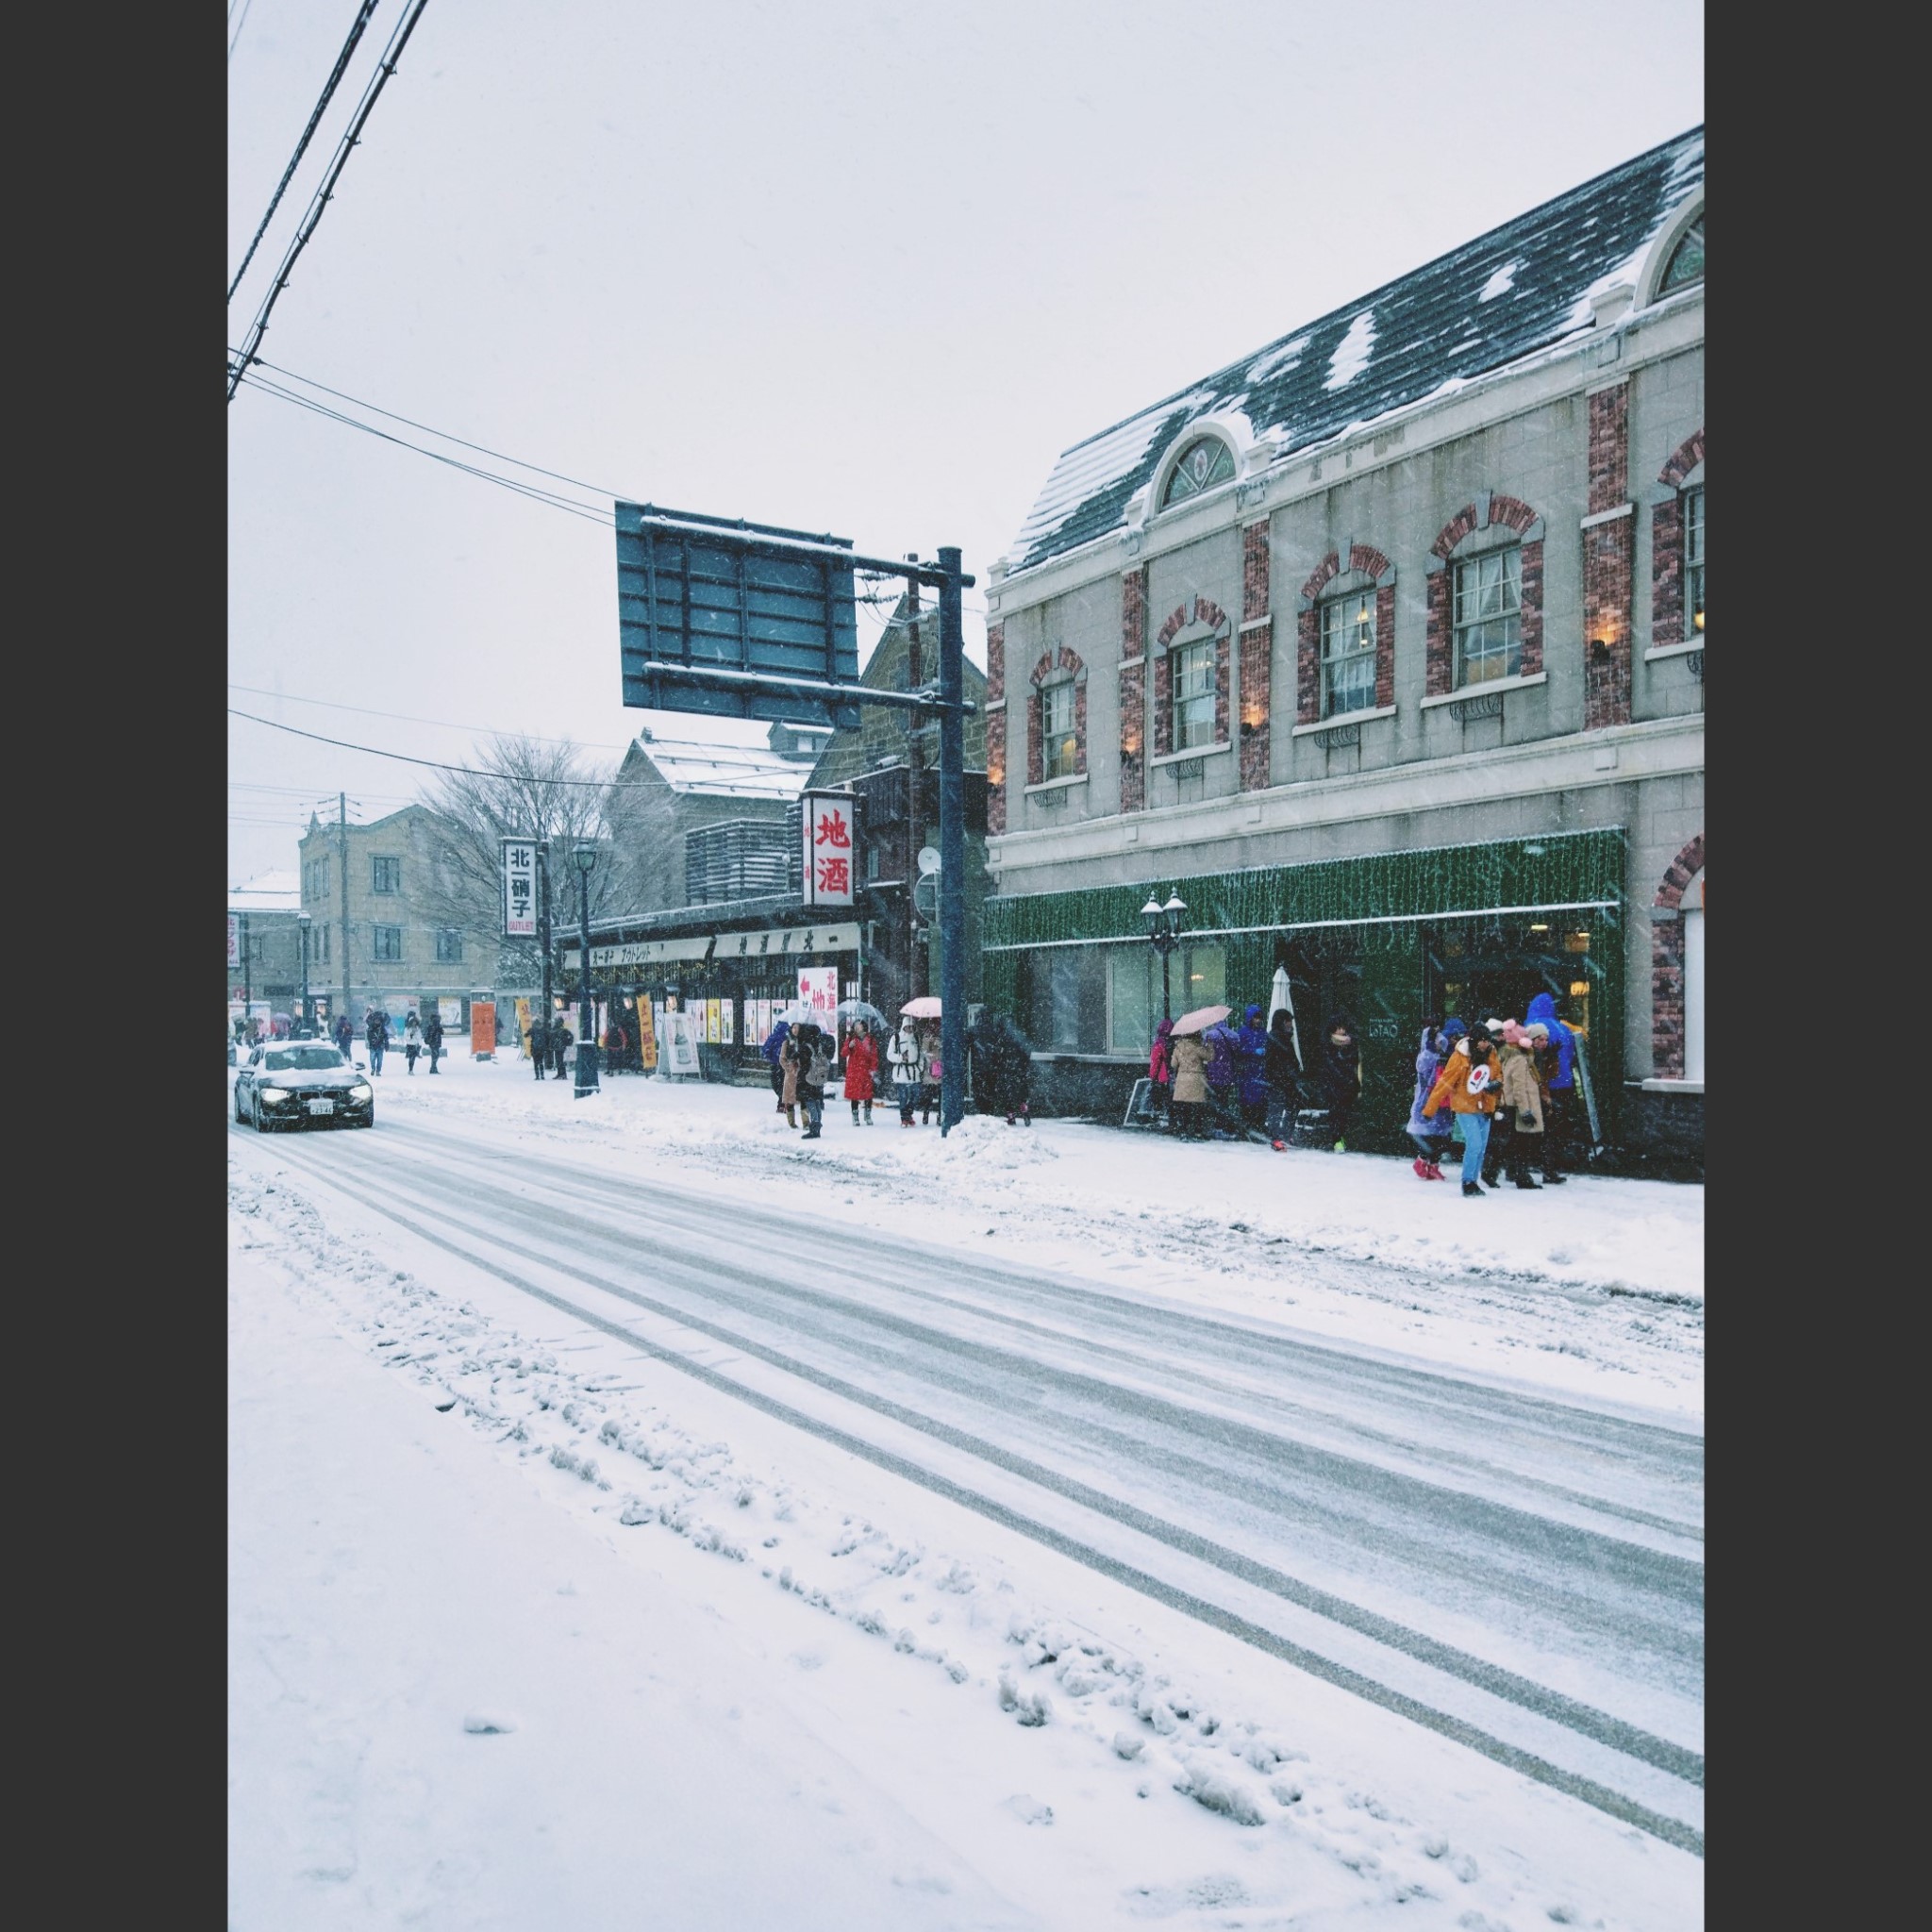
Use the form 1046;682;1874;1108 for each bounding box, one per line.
339;791;351;1022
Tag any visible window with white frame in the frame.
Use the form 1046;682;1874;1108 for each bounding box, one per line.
1659;212;1703;294
1320;589;1377;718
1172;639;1216;748
372;924;404;962
1683;486;1704;639
1453;546;1522;687
1682;867;1704;1083
1160;437;1236;509
1040;678;1077;778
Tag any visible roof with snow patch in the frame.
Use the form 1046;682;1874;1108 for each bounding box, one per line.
1007;127;1704;577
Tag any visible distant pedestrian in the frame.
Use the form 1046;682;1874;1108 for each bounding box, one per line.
1525;992;1575;1183
1168;1028;1212;1140
887;1016;925;1127
1148;1016;1176;1128
333;1013;354;1060
1235;1005;1272;1132
364;1006;390;1076
552;1021;572;1079
1423;1029;1501;1197
798;1024;831;1139
403;1010;423;1074
1263;1008;1303;1150
605;1020;626;1074
761;1018;792;1115
918;1021;942;1124
527;1011;549;1079
779;1026;803;1129
1318;1014;1362;1151
1407;1019;1460;1179
843;1023;878;1125
424;1007;444;1073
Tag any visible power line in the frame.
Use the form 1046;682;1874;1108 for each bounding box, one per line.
229;2;384;303
227;0;434;402
227;0;258;62
233;354;632;502
228;707;827;798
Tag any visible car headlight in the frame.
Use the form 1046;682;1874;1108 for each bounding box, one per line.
350;1082;373;1100
258;1086;291;1103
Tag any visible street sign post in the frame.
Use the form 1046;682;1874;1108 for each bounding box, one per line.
614;503;974;1131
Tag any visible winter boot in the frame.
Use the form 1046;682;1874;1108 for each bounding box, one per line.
1462;1180;1484;1198
1272;1141;1287;1152
1425;1162;1445;1181
1514;1175;1541;1190
786;1105;798;1128
864;1105;873;1123
1333;1139;1347;1153
1413;1158;1432;1179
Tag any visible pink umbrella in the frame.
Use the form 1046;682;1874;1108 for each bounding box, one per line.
901;996;942;1018
1168;1004;1232;1037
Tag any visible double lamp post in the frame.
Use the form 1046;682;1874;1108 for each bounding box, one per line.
1141;890;1188;1025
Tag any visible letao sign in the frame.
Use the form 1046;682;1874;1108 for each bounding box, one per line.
501;837;539;938
803;791;857;908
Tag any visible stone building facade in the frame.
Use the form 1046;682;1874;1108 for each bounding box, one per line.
980;128;1705;1170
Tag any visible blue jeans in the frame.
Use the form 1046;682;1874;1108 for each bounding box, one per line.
369;1041;385;1074
803;1091;824;1133
1458;1110;1491;1185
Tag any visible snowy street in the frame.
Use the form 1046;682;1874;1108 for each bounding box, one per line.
229;1059;1702;1928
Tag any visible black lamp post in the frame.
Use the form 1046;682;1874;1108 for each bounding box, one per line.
1141;890;1187;1024
574;845;599;1098
297;911;311;1035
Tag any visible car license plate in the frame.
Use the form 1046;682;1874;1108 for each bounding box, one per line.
306;1098;335;1115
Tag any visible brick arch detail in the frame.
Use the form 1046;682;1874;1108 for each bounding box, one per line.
1025;645;1088;787
1659;428;1705;488
1653;427;1705;649
1296;545;1397;724
1151;597;1231;757
984;621;1007;834
1424;496;1545;695
1650;833;1705;1079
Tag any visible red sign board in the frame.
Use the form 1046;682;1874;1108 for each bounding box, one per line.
802;791;857;907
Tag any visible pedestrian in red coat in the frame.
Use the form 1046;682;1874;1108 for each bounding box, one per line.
842;1024;879;1124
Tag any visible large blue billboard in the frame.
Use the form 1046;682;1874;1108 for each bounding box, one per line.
615;501;861;726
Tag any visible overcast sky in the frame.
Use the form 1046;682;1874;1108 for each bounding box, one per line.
226;0;1703;882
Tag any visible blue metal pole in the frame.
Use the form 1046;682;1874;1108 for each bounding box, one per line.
938;547;966;1135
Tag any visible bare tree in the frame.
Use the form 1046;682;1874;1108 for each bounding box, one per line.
415;734;624;987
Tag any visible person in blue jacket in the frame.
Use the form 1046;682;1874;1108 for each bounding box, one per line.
1524;991;1574;1183
759;1018;791;1116
1234;1004;1272;1132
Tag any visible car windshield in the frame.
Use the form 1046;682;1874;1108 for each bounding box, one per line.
263;1047;345;1072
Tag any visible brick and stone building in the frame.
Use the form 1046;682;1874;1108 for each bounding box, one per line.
980;127;1705;1171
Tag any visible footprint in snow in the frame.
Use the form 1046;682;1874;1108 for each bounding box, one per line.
1001;1793;1053;1826
462;1711;517;1734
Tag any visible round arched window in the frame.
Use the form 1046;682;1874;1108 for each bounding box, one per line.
1659;211;1704;294
1160;437;1237;508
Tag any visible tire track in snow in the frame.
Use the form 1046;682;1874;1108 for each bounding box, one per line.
241;1121;1704;1855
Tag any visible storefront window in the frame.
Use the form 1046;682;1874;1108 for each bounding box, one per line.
1682;870;1704;1082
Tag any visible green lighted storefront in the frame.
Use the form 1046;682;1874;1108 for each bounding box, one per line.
980;826;1625;1156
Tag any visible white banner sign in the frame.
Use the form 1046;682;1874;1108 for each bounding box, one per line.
797;964;839;1018
227;913;241;968
502;837;539;939
802;791;857;908
660;1009;702;1076
564;923;859;971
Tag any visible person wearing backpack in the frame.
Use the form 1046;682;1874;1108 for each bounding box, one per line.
1423;1030;1502;1197
364;1006;390;1076
423;1006;444;1074
797;1023;831;1139
887;1016;926;1127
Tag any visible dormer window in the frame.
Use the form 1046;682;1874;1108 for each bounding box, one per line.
1160;437;1236;509
1659;211;1704;293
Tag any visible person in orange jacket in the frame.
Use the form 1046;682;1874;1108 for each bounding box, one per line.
1423;1030;1502;1197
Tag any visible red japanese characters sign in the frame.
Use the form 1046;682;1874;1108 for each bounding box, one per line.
801;791;858;908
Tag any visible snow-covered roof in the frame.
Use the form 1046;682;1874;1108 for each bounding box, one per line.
624;717;828;801
1008;126;1704;577
229;869;302;913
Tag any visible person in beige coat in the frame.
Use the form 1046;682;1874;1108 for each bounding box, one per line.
779;1029;803;1128
1494;1021;1546;1190
1169;1031;1211;1140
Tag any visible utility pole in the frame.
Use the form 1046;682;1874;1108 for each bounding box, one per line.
241;911;252;1024
537;841;554;1053
905;558;924;1001
937;546;966;1134
339;791;351;1024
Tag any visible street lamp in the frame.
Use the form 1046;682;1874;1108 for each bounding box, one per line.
297;912;312;1035
1141;891;1187;1025
574;844;600;1098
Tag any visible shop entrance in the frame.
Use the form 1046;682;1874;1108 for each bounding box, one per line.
1424;916;1599;1040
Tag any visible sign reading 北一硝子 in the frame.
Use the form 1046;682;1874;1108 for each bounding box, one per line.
561;924;858;971
614;502;861;728
501;837;538;938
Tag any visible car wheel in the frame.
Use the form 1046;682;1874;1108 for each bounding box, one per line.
253;1093;274;1132
235;1087;246;1124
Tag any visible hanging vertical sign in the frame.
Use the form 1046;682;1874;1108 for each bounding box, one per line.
501;837;539;938
226;913;242;969
802;791;857;908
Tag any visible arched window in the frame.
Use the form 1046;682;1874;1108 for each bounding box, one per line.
1319;584;1377;718
1040;675;1078;778
1658;211;1704;294
1160;437;1236;509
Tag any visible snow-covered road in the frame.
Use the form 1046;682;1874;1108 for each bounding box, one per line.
230;1080;1702;1870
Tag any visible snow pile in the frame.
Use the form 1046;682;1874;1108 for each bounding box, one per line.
1323;311;1377;391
